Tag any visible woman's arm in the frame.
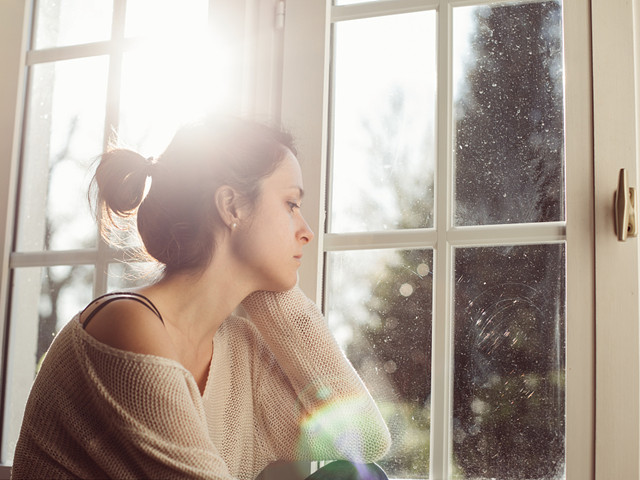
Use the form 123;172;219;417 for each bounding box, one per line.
241;286;391;463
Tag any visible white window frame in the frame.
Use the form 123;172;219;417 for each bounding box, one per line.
3;0;640;478
592;0;640;478
282;0;594;478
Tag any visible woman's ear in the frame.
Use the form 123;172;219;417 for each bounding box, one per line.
214;185;241;229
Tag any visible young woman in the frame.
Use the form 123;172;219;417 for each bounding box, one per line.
12;117;390;480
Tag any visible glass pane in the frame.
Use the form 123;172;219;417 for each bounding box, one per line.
125;0;208;38
452;244;565;479
453;1;565;226
33;0;113;49
16;56;108;252
4;265;94;462
329;12;436;233
325;249;433;479
118;33;228;156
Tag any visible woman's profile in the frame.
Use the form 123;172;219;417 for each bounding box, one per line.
11;116;390;479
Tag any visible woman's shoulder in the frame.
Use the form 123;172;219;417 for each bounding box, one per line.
79;293;179;362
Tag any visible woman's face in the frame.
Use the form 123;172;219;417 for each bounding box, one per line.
233;151;314;291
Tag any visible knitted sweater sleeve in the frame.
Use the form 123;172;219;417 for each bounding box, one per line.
241;286;391;463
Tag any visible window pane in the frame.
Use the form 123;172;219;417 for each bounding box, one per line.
4;265;94;462
125;0;208;38
33;0;113;49
325;248;432;478
329;12;436;233
118;37;228;156
453;1;565;226
16;56;108;252
453;244;565;479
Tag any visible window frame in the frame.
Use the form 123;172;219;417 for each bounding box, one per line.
0;1;30;475
4;0;632;477
282;0;594;478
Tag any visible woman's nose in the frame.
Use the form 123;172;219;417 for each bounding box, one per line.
299;216;314;244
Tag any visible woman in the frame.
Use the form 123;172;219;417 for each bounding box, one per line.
12;117;390;479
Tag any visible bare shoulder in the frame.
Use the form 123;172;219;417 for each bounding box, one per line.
80;296;178;361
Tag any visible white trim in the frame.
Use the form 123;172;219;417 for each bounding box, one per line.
25;39;142;64
430;1;454;476
593;0;640;478
331;0;554;23
280;0;332;303
0;0;30;463
324;223;566;251
325;230;438;250
563;0;595;478
7;248;142;268
332;0;438;22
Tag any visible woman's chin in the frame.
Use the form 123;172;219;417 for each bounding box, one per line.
263;275;298;293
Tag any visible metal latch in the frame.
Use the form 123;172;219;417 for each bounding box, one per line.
615;168;638;241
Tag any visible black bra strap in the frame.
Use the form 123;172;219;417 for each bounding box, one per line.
81;292;164;329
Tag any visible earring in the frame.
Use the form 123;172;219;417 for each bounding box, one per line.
231;222;238;229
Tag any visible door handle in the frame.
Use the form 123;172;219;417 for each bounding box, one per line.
615;168;638;241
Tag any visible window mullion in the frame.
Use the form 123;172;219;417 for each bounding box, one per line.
430;0;454;478
93;0;127;297
331;0;438;22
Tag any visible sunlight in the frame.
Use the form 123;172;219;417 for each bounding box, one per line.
119;30;234;155
115;0;236;154
38;1;237;253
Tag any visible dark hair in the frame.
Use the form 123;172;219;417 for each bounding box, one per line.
91;116;296;273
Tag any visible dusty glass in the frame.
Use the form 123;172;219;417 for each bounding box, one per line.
4;265;94;462
118;3;219;156
329;11;436;233
33;0;113;49
453;1;565;226
325;248;433;479
452;243;566;479
16;56;108;252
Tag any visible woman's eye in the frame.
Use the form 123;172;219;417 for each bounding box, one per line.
287;201;301;212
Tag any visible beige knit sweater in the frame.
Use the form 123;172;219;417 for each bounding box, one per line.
12;287;390;480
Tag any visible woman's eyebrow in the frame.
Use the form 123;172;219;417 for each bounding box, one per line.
287;186;304;198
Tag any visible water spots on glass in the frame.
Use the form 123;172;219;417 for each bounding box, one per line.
453;1;565;227
383;360;398;374
399;283;414;297
325;248;433;477
416;263;430;277
454;242;566;478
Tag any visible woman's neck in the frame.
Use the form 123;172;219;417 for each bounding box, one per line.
140;260;252;348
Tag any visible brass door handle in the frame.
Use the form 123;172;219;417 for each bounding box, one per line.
615;168;638;241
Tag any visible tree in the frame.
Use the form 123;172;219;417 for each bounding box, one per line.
37;116;93;362
452;3;565;478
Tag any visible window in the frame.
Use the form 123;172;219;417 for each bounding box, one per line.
1;0;268;464
281;0;593;478
9;0;640;478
